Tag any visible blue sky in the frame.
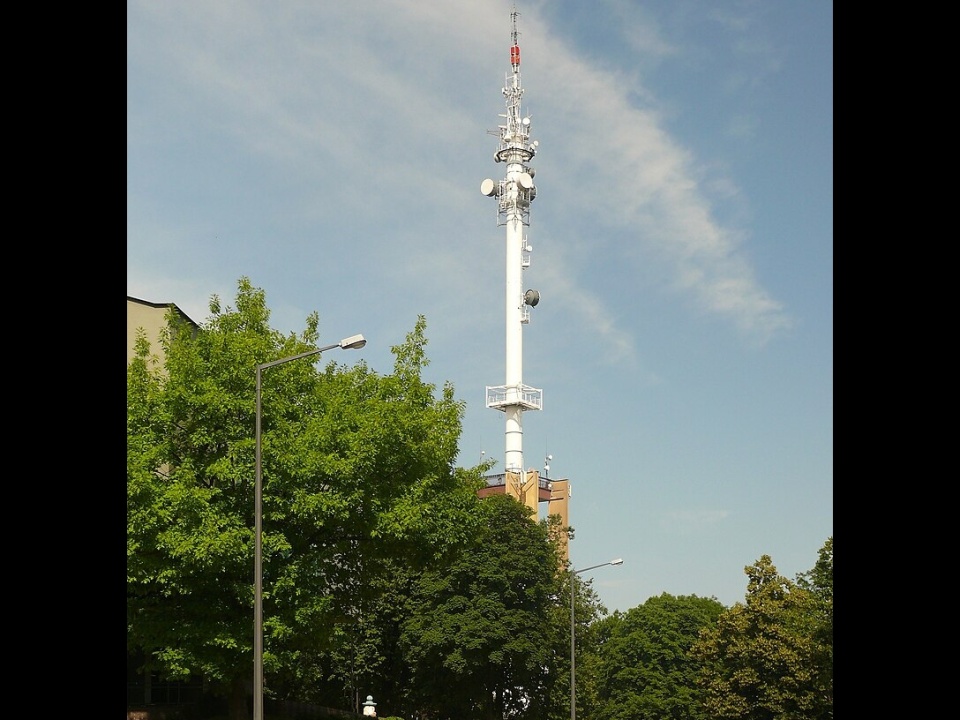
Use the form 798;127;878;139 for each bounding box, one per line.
127;0;832;612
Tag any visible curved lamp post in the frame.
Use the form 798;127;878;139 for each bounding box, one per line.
254;334;367;720
570;558;623;720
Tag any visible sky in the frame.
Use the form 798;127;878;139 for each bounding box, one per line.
127;0;832;613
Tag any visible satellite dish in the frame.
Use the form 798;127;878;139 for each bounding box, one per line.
480;178;497;196
524;289;540;307
517;173;533;189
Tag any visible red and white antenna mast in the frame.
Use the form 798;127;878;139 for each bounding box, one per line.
481;8;543;515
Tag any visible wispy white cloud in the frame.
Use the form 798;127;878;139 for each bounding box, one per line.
518;11;790;345
128;0;789;350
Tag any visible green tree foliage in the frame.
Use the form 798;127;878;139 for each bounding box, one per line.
690;548;832;720
128;277;483;719
589;594;725;720
794;536;833;716
398;493;565;720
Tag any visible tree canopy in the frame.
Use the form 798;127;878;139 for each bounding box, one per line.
128;277;484;718
399;493;566;719
690;540;834;720
591;593;725;720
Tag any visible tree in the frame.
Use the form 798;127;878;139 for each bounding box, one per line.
690;553;830;720
128;277;482;720
795;537;832;716
589;594;725;720
398;493;565;720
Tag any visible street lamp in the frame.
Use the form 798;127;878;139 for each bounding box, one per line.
254;334;367;720
570;558;623;720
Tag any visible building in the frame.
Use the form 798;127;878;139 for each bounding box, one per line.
127;296;199;367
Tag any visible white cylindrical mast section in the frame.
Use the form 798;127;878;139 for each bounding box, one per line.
482;9;542;480
504;160;525;475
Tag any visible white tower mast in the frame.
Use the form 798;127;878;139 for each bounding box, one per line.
481;8;542;513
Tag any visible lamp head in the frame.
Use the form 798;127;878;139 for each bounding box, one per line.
340;334;367;350
610;558;624;566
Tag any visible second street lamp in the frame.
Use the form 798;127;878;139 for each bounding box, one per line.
570;558;623;720
253;334;367;720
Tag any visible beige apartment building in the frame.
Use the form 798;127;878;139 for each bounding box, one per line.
127;296;199;366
